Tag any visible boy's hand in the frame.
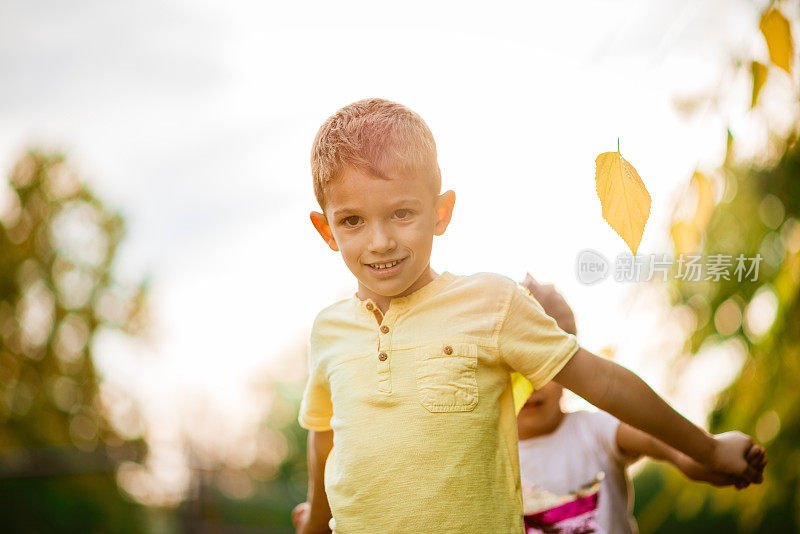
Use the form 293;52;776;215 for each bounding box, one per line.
292;502;331;534
734;443;768;489
292;502;309;531
616;423;765;491
711;432;766;487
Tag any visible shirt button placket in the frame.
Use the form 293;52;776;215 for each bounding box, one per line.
376;316;393;394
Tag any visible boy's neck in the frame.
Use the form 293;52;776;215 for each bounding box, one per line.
518;410;566;441
357;265;437;315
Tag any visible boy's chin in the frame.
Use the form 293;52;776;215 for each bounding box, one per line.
363;280;412;298
354;261;432;300
355;275;405;295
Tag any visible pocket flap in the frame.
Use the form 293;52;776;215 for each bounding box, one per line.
415;341;478;412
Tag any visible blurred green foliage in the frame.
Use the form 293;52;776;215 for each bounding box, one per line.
0;153;319;532
632;3;799;531
633;133;800;532
0;152;150;532
174;379;309;533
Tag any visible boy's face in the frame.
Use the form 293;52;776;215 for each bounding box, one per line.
310;166;455;305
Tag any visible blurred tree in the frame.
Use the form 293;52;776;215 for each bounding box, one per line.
0;151;151;533
174;375;310;533
633;1;799;529
634;131;800;532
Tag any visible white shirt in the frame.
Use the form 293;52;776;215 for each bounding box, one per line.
518;410;639;534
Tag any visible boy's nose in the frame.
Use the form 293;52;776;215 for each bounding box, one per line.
368;224;397;253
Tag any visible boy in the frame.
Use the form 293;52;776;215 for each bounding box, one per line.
293;98;765;534
515;274;766;534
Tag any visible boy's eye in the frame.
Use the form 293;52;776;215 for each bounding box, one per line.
342;215;361;227
395;209;412;219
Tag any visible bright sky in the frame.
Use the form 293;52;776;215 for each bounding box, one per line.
0;0;776;504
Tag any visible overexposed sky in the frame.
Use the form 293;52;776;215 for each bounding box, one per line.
2;0;783;503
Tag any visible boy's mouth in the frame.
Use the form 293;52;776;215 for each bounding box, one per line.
365;257;407;274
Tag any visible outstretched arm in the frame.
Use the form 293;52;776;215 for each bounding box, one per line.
615;423;765;488
292;430;334;534
553;348;764;485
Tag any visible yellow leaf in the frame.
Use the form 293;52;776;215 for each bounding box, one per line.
510;372;533;416
724;128;734;166
760;7;794;74
671;220;700;256
595;147;651;255
669;171;714;256
691;171;714;230
751;60;768;108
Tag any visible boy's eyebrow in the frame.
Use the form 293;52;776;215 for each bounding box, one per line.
387;198;423;210
332;198;423;217
331;207;361;218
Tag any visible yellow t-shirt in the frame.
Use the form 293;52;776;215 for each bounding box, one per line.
298;271;579;534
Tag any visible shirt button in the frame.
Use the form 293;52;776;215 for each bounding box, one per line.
380;325;389;334
443;345;453;355
366;303;374;311
378;352;388;361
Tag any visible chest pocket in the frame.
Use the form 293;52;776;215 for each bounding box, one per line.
414;341;478;412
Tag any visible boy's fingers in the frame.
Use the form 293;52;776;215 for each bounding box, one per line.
751;445;766;461
747;465;764;484
524;272;539;286
750;448;768;471
745;445;760;463
742;465;761;483
291;502;309;525
755;454;767;470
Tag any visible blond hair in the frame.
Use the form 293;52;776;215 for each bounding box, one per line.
310;98;442;211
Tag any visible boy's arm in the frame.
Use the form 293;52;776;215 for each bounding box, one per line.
553;348;764;484
294;430;333;534
615;422;764;488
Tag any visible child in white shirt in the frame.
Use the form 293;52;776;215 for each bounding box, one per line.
516;274;765;534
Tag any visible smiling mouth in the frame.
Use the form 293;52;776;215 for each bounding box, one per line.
366;258;406;270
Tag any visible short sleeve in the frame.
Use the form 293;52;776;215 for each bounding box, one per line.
590;411;638;465
297;336;333;431
498;282;579;390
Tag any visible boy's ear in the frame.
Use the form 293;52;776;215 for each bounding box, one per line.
310;211;339;251
434;190;456;236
